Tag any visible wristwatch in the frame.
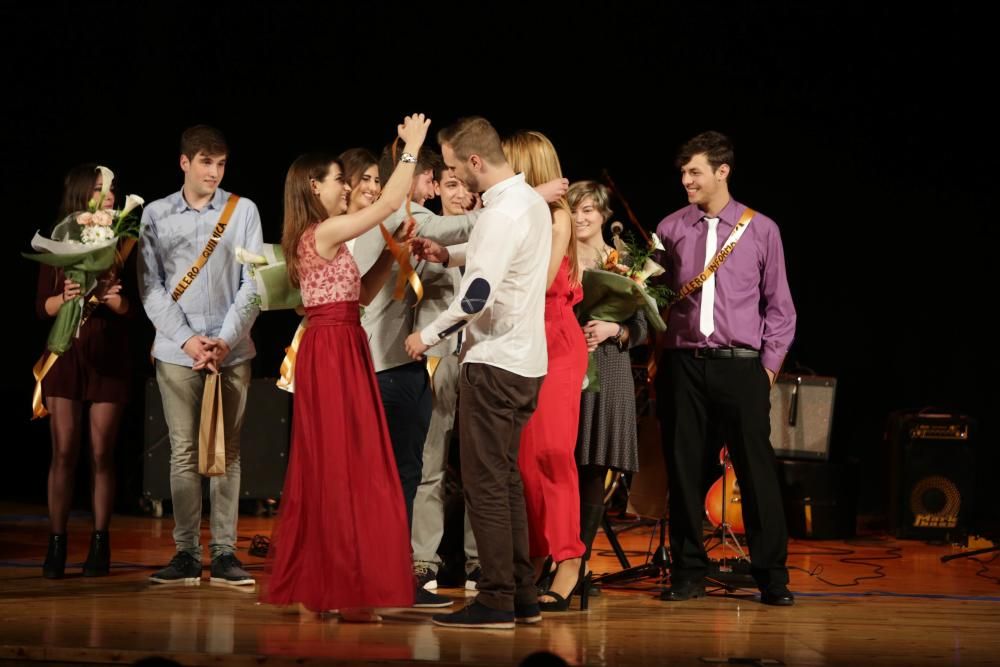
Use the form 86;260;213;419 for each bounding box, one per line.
399;152;417;164
611;324;625;350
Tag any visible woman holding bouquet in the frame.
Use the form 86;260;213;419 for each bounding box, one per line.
262;113;430;622
570;180;649;577
35;163;136;578
503;131;589;612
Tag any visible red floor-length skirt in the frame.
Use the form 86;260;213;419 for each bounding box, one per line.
262;301;414;610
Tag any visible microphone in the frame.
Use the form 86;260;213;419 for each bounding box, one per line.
788;376;801;427
610;221;624;235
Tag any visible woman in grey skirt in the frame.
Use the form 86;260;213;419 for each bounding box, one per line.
571;180;649;573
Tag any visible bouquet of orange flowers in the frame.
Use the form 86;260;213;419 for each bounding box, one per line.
577;231;672;391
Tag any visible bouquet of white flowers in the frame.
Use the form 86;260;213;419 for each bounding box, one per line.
235;244;302;311
24;166;143;417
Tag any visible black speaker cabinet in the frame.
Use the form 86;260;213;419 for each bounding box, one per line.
770;374;836;460
888;412;975;541
143;377;291;503
779;460;857;539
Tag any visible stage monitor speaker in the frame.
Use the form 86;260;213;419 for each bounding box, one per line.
143;377;291;503
779;460;857;539
626;414;668;519
888;411;975;541
770;374;836;460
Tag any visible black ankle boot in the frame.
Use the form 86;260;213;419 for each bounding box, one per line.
82;530;110;577
42;533;67;579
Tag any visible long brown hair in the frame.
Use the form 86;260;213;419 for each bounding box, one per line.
501;131;579;284
338;147;378;189
281;154;340;288
58;163;101;219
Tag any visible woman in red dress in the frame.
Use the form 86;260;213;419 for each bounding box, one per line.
503;131;589;611
262;114;430;622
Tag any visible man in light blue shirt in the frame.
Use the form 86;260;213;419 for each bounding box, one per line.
138;125;263;586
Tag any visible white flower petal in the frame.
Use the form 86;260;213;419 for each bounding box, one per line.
120;194;145;217
235;246;268;265
95;166;115;208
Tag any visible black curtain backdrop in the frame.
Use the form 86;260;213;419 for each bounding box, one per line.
2;2;993;528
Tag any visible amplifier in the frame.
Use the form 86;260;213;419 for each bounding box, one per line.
887;411;975;540
770;374;836;460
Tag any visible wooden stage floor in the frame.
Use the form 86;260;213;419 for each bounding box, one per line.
1;503;998;666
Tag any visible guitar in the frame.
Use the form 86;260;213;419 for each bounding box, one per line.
704;446;745;534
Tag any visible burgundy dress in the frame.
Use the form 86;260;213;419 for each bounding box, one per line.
35;260;136;404
262;226;414;611
518;257;589;562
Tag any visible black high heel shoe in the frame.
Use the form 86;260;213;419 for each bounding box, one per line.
82;530;110;577
538;559;590;612
535;555;555;593
42;534;67;579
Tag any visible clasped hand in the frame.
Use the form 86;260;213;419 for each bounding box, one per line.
184;336;231;373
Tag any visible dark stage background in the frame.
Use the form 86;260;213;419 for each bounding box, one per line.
1;3;994;531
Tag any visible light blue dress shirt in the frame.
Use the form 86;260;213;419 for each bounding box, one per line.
138;187;263;367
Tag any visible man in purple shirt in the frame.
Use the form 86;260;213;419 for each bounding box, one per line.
655;131;797;606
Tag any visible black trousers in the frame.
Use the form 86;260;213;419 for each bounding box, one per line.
656;350;789;589
459;363;543;611
377;361;433;529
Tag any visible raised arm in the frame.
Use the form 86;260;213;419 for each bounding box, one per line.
314;114;430;254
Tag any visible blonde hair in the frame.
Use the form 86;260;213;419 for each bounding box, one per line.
502;131;578;284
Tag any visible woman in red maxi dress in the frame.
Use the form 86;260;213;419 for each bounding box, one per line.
262;114;430;622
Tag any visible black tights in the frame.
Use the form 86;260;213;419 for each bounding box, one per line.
46;397;123;534
578;464;609;508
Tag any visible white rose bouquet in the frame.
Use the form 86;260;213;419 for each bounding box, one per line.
23;166;143;417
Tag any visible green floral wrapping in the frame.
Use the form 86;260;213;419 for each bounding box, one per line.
237;243;302;311
577;269;667;393
23;238;118;354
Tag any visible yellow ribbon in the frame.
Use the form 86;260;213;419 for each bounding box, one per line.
425;355;441;396
384;139;424;304
31;353;59;419
276;317;308;393
32;236;140;419
381;219;424;304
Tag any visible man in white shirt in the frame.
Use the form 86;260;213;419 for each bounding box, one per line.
405;116;551;629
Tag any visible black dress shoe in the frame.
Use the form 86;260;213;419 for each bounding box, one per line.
760;585;795;606
659;579;706;602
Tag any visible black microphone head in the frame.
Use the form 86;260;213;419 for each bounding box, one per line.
610;221;624;235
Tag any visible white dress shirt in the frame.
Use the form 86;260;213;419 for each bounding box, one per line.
419;173;551;378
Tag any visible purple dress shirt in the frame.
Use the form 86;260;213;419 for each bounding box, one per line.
655;198;796;372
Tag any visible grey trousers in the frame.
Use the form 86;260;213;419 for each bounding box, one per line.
411;354;478;570
156;360;250;558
